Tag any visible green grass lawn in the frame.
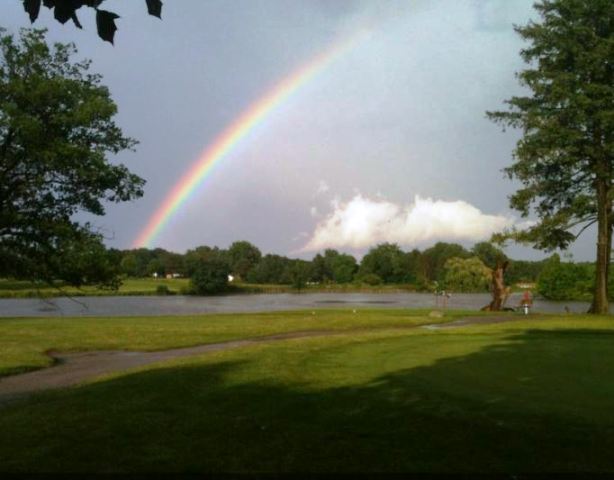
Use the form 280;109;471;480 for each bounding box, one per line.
0;309;461;377
0;277;192;297
1;311;614;473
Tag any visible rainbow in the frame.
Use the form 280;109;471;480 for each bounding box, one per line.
133;30;369;248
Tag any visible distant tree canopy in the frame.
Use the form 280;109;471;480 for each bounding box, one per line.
289;260;310;291
537;254;596;301
227;241;261;280
329;252;358;284
311;249;358;284
113;240;552;293
552;259;614;302
471;242;507;270
358;243;413;284
22;0;163;44
0;28;144;287
183;246;228;278
420;242;470;282
443;257;491;293
246;254;292;285
104;247;614;302
505;259;546;285
190;257;229;295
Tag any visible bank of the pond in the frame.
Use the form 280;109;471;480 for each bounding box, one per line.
0;279;424;299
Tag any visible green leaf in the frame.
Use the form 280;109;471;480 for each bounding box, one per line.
145;0;162;19
96;9;120;44
23;0;41;22
53;2;74;24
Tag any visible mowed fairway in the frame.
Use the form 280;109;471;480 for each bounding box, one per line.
1;311;614;473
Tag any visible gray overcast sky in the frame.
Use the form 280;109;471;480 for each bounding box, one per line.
0;0;596;260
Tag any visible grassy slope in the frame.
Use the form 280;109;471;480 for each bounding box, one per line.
1;313;614;472
0;278;191;298
0;309;462;377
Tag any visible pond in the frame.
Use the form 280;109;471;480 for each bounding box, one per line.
0;292;593;317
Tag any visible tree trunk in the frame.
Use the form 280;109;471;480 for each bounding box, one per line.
482;261;509;311
589;174;611;314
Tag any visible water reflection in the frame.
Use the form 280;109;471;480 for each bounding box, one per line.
0;292;595;317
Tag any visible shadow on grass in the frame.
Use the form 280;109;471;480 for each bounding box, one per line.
1;329;614;473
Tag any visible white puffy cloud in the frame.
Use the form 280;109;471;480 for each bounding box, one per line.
302;194;515;251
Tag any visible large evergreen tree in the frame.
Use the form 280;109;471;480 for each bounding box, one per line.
0;28;144;286
489;0;613;313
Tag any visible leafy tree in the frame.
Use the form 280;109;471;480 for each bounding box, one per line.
22;0;163;44
310;249;358;284
50;230;120;287
146;258;164;277
119;253;138;277
471;242;508;270
246;254;291;284
227;241;261;280
183;245;226;277
158;250;184;276
118;248;154;277
505;259;545;284
289;260;310;292
401;249;423;284
190;257;229;295
488;0;614;313
537;254;594;301
310;253;332;283
359;243;408;283
118;247;184;277
442;256;491;293
106;247;123;270
420;243;470;282
0;28;144;287
330;252;358;283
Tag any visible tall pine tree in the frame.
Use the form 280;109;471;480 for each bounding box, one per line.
489;0;613;313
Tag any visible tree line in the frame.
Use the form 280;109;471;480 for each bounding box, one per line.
536;254;614;302
108;241;549;294
112;242;614;300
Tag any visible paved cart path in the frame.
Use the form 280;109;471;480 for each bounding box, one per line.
0;314;530;404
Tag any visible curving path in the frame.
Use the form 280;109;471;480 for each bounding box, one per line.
0;314;529;405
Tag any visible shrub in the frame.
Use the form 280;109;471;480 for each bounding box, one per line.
156;285;171;295
359;273;383;286
190;258;230;295
290;262;309;292
537;254;593;301
442;257;491;292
